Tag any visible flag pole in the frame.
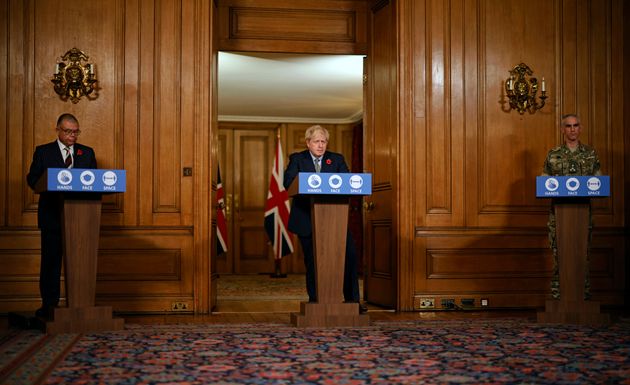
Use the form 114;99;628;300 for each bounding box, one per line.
270;259;287;278
270;129;287;278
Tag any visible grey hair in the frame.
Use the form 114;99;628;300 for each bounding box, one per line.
560;114;580;125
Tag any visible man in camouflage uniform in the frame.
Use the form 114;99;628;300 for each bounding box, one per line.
542;114;601;300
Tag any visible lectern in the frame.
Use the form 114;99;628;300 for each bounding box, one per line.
535;175;610;325
288;172;371;327
35;168;126;333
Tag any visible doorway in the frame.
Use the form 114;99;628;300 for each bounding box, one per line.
215;52;365;308
216;52;364;273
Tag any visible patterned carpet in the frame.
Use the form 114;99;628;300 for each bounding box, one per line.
0;329;80;385
2;318;630;384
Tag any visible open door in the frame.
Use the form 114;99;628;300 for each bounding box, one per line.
363;1;398;309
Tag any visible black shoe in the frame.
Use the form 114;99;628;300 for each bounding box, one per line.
35;305;55;319
359;303;368;314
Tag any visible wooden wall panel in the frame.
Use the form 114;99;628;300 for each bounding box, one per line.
138;0;194;226
422;0;466;227
478;0;554;216
0;0;210;314
0;231;42;312
28;0;124;222
0;0;6;227
218;0;367;54
96;229;194;312
411;0;626;309
564;0;625;228
153;0;183;215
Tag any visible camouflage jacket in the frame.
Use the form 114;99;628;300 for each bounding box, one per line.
542;143;601;176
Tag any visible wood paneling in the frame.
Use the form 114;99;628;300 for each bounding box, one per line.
411;0;626;310
0;0;626;315
0;0;213;314
0;0;6;228
96;229;194;312
364;0;398;308
218;0;367;54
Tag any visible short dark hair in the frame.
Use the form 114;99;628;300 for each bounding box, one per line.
56;113;79;127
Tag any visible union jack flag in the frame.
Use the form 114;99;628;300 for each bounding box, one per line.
216;164;228;255
264;138;294;260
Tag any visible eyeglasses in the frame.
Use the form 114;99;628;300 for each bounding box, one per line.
59;128;81;136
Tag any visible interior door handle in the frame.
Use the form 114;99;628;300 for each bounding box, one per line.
363;201;375;211
225;194;232;219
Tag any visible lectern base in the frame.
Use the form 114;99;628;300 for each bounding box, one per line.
537;300;610;325
291;302;370;327
46;306;125;334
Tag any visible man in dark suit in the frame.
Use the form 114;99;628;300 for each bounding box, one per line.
26;113;97;318
283;125;366;313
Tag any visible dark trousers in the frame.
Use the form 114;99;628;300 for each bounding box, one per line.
298;232;360;303
40;227;63;307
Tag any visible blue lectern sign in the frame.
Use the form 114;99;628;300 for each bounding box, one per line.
47;168;126;192
536;175;609;198
297;172;372;195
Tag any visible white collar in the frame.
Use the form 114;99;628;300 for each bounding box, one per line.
57;139;73;153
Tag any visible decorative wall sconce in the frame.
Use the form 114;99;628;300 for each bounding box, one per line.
51;48;97;103
504;63;547;114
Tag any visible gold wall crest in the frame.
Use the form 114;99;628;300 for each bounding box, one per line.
51;48;98;103
504;63;547;114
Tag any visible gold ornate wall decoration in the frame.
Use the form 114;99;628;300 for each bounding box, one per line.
504;63;547;114
51;48;98;103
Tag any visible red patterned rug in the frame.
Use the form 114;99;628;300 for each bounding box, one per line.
2;318;630;384
0;329;79;385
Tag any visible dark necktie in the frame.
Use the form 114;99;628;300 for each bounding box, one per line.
64;147;72;168
314;158;321;173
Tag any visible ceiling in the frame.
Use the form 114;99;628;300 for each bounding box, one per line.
218;52;365;124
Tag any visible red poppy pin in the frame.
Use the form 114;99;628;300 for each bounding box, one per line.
326;159;332;165
76;149;83;156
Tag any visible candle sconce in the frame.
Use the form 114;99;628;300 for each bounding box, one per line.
504;63;547;114
51;48;97;103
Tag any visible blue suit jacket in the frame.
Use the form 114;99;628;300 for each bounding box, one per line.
283;150;349;236
27;141;97;229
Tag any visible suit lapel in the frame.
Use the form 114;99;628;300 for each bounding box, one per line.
301;151;316;172
320;152;332;172
73;145;86;168
46;141;66;168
